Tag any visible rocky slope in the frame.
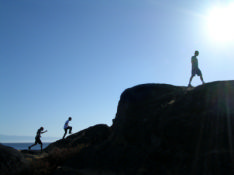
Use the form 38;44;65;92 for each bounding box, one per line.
45;124;110;152
1;80;234;175
55;80;234;175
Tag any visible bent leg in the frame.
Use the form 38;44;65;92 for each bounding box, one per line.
68;126;72;134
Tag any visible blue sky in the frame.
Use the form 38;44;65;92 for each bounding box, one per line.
1;0;234;142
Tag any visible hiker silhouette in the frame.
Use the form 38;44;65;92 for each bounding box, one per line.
28;127;47;152
63;117;72;139
188;50;205;87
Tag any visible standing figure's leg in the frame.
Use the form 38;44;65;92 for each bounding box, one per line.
40;143;43;152
63;128;68;139
188;75;194;87
36;138;43;152
199;75;205;84
197;68;204;84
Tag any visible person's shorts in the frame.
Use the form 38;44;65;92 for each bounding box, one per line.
192;67;202;76
35;136;42;144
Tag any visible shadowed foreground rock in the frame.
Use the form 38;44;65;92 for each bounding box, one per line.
55;81;234;175
0;144;28;175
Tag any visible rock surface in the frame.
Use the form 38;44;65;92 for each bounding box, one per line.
45;124;111;152
3;81;234;175
56;81;234;175
0;143;28;175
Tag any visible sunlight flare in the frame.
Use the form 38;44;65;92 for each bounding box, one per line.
206;3;234;42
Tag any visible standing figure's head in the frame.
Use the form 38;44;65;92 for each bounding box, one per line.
40;127;44;130
195;50;199;56
69;117;72;121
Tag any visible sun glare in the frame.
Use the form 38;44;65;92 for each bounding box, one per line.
206;3;234;42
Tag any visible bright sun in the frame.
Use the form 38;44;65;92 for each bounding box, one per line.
206;3;234;42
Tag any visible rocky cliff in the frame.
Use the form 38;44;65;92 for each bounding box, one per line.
54;80;234;175
2;80;234;175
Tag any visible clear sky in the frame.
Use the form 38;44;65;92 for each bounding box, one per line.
1;0;234;142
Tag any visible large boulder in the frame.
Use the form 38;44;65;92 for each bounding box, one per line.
0;143;28;175
112;81;234;153
56;81;234;175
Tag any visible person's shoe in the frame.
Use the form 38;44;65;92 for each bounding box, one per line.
69;132;72;134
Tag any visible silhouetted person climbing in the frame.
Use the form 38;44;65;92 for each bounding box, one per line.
188;50;205;87
63;117;72;139
28;127;47;152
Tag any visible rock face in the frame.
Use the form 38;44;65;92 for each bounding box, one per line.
110;81;234;174
45;124;111;152
0;143;28;175
57;81;234;175
113;81;234;153
4;81;234;175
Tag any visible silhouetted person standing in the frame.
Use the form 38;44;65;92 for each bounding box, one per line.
188;50;205;87
28;127;47;152
63;117;72;139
